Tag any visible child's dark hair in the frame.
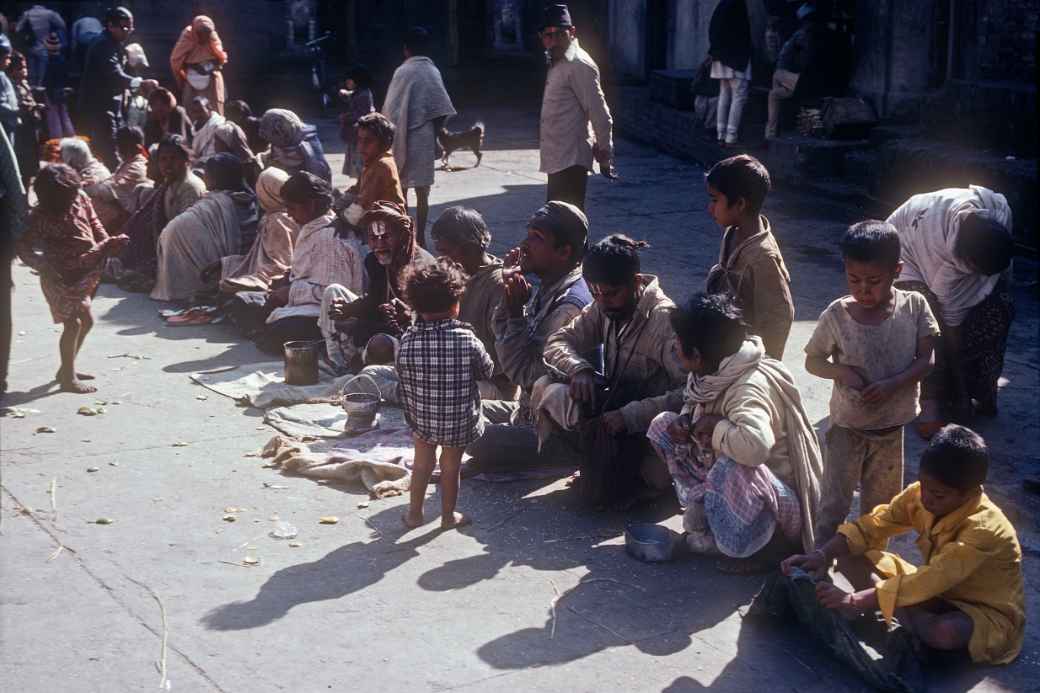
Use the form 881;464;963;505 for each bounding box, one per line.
116;125;145;152
705;154;771;215
148;87;176;108
34;163;82;212
404;26;432;55
583;234;648;286
670;292;747;374
920;424;989;491
346;63;373;90
356;112;395;149
954;211;1014;276
840;220;902;268
404;257;469;315
7;50;26;72
157;134;191;161
226;99;252;121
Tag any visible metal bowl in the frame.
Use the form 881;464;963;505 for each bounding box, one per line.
624;522;679;563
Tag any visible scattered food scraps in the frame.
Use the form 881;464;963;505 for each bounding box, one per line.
288;541;302;548
222;514;237;522
262;482;288;490
357;502;370;509
36;426;56;434
109;462;119;467
224;506;243;513
270;522;298;540
243;452;260;458
172;442;190;448
318;516;339;525
195;395;208;401
86;467;100;473
107;353;151;360
77;406;104;416
93;517;114;525
242;556;259;566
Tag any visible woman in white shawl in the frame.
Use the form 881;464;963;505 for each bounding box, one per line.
258;108;332;182
151;153;256;302
887;186;1015;434
647;292;822;573
381;26;456;246
60;138;111;188
218;167;299;293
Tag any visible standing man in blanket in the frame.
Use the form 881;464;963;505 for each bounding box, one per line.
538;3;615;211
382;26;456;249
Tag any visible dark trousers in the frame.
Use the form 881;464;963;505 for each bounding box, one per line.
546;165;589;210
0;257;12;391
80;111;120;171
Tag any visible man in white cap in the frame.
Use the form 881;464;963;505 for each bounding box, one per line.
538;3;614;211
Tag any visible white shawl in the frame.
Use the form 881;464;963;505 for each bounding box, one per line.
191;112;227;161
381;56;456;177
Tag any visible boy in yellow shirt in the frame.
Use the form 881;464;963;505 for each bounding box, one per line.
783;424;1025;665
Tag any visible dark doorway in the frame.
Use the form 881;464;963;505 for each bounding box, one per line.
646;0;668;73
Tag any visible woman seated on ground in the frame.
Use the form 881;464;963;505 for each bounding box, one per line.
143;87;194;149
88;125;151;233
258;108;332;183
647;292;823;573
226;171;365;352
216;167;299;294
151;153;257;302
120;135;207;279
885;186;1016;436
59;138;111;188
321;200;435;372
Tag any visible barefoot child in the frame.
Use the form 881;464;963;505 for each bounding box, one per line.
806;221;939;540
705;154;794;358
397;258;494;529
16;164;129;393
782;425;1025;666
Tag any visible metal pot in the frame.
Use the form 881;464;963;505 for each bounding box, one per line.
624;522;679;563
283;340;321;385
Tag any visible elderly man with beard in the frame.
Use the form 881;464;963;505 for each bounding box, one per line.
531;234;687;508
538;3;615;210
320;200;434;372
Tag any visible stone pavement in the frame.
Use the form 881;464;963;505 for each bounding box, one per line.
1;105;1037;692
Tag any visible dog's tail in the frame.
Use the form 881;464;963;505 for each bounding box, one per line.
473;121;485;145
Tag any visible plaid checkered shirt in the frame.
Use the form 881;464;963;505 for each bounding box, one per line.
397;318;495;447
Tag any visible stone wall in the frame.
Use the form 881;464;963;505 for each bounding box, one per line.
969;0;1038;83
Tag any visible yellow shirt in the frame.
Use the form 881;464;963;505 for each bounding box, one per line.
838;482;1025;664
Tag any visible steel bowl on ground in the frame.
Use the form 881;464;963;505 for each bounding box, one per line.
624;522;679;563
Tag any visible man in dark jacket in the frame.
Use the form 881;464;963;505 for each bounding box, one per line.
77;7;156;169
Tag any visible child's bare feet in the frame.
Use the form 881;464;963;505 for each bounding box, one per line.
440;512;471;530
60;378;97;394
56;369;94;381
401;511;425;529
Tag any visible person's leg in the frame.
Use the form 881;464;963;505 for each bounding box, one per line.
438;446;470;528
959;280;1015;416
318;283;358;372
725;77;750;144
546;166;588;210
56;307;96;381
895;281;948;438
94;112;121;171
815;425;864;543
414;186;430;248
57;314;95;393
899;605;974;652
480;399;520;425
859;428;904;521
0;258;12;396
404;436;436;528
715;79;732;143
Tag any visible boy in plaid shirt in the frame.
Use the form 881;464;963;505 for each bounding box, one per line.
398;258;495;529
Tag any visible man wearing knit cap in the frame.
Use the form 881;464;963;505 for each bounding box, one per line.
538;3;615;211
465;200;594;472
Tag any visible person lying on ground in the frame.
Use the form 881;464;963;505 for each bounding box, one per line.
340;112;405;226
60;137;111;187
464;201;592;472
782;424;1025;666
647;292;823;572
120;134;206;277
227;171;363;353
430;205;514;400
806;220;938;542
258;107;332;183
885;186;1015;437
321;200;434;371
15;164;129;393
705;154;794;359
151;152;257;302
535;234;687;508
215;166;298;294
399;257;494;530
88;125;151;233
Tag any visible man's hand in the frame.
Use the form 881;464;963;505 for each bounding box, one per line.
834;365;867;390
328;297;351;320
503;246;524;268
503;270;531;319
593;144;617;180
815;583;864;617
265;285;290;310
104;234;130;254
692;414;724;450
861;377;899;404
601;410;626;435
569;369;598;405
667;413;692;443
781;549;829;576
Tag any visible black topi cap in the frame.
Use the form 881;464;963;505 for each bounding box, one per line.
542;4;573;30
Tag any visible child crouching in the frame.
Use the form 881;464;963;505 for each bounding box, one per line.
397;257;494;529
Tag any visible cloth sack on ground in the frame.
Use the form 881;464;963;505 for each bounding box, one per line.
189;361;348;408
261;435;411;498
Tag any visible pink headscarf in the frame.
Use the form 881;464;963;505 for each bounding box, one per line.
169;15;228;86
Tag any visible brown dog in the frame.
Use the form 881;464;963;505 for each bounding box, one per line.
437;121;484;169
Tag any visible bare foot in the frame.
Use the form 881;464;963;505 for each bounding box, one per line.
55;370;95;381
401;512;424;529
60;378;98;394
440;512;471;530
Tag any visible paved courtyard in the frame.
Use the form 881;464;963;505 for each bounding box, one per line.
2;103;1038;692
